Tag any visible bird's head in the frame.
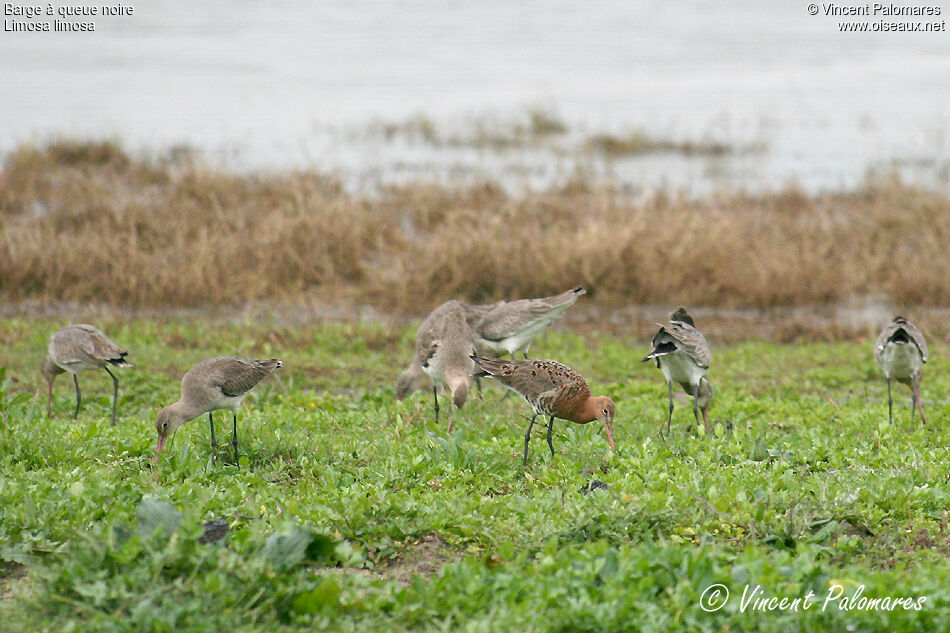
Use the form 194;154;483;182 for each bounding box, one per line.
40;356;63;383
593;396;617;452
449;376;469;410
697;378;714;410
154;406;186;457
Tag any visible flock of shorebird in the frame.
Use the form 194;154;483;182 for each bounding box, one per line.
40;287;930;466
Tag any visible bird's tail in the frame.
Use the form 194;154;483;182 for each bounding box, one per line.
641;341;677;363
669;306;695;326
108;352;134;368
470;354;509;378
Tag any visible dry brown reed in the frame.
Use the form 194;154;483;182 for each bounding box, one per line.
2;140;949;315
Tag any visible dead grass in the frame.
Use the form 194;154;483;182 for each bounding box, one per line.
3;140;950;315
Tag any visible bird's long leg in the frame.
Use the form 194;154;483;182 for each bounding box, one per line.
73;375;81;419
208;412;217;463
46;380;52;418
104;367;119;426
523;414;538;466
432;385;440;425
232;413;239;465
914;374;927;425
666;380;674;435
887;377;893;425
692;383;702;437
447;400;455;434
546;416;555;458
475;376;483;399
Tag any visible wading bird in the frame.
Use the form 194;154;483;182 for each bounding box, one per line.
41;324;132;425
154;357;282;464
472;354;616;465
411;301;476;431
875;316;928;425
471;286;586;359
643;307;713;435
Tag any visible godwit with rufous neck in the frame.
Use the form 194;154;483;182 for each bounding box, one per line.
472;354;616;465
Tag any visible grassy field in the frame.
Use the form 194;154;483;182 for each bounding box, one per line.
1;316;950;631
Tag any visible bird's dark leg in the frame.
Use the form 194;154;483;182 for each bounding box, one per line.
914;374;927;425
208;412;217;462
73;374;81;419
104;366;119;426
887;377;893;425
432;385;440;424
475;376;483;398
232;413;239;465
46;380;52;418
666;380;674;435
546;416;555;458
523;414;538;466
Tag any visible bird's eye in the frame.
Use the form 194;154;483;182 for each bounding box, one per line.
162;422;168;429
603;409;609;416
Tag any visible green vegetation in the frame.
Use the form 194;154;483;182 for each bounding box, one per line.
1;317;949;631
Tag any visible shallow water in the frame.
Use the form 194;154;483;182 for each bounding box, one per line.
2;1;948;193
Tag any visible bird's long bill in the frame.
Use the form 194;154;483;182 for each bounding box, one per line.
155;434;167;459
605;419;616;452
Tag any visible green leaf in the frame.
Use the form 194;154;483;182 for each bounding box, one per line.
750;437;769;462
136;497;181;538
262;526;313;571
292;577;341;614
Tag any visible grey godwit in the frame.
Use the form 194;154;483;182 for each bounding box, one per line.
395;300;501;400
471;286;585;359
41;324;132;425
642;307;713;435
411;300;476;431
875;316;928;425
155;356;282;464
472;354;616;465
